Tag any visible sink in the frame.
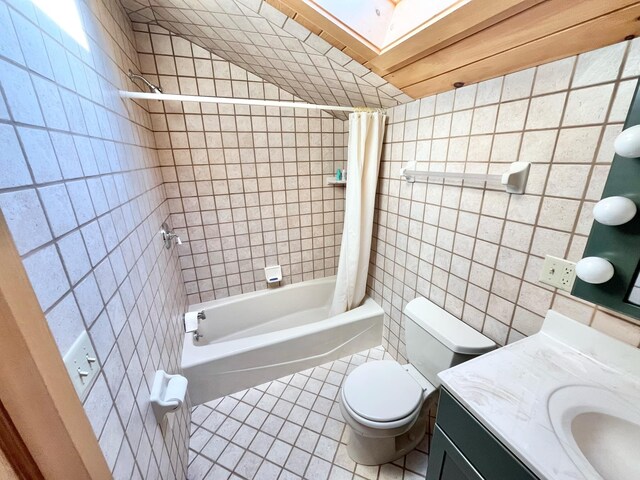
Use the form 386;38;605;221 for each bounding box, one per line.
548;385;640;480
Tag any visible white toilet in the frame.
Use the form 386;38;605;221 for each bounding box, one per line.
339;297;495;465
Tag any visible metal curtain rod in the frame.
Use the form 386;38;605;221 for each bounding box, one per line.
120;90;383;113
400;161;531;194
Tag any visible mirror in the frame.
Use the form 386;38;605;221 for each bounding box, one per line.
628;270;640;307
572;78;640;321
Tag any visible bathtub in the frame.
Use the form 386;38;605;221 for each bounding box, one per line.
181;276;383;405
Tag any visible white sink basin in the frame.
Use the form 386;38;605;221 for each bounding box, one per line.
548;385;640;480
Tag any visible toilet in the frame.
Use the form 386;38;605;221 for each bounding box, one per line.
339;297;495;465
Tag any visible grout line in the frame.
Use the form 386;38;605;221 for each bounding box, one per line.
187;347;428;479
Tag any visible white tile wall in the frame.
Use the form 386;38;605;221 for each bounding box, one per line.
121;0;410;117
368;40;640;361
133;23;347;303
0;0;190;478
4;3;640;479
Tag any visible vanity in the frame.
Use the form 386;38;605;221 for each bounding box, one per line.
427;310;640;480
428;388;536;480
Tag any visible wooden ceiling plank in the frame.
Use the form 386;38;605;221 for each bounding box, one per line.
404;3;640;99
275;0;378;61
264;0;296;18
370;0;545;75
319;31;346;51
343;47;369;66
292;12;323;35
387;0;638;89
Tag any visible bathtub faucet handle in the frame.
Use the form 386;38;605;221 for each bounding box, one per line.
160;222;182;249
197;310;206;321
193;331;203;342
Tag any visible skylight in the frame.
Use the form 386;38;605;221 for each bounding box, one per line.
308;0;462;51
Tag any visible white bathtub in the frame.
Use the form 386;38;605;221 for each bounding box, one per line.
181;276;383;405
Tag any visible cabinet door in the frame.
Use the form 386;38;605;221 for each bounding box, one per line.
435;389;538;480
426;425;484;480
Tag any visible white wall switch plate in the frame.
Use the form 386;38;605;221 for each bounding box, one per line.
539;255;577;292
63;331;100;401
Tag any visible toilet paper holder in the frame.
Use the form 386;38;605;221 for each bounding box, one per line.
150;370;188;424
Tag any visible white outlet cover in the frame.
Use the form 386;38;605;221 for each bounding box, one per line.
63;330;100;401
539;255;576;292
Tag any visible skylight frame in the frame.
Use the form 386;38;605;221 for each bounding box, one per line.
303;0;466;52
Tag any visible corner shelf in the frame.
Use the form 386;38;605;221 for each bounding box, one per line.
326;178;347;186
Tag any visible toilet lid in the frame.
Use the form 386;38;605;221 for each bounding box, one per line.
343;361;422;423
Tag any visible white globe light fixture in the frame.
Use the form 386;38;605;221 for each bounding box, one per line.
592;196;637;226
575;257;615;284
614;125;640;158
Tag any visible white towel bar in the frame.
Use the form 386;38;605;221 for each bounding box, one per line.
399;161;531;194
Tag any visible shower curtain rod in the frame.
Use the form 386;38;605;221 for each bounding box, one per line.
119;90;383;113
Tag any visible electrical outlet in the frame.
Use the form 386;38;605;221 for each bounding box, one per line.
539;255;576;292
63;331;100;401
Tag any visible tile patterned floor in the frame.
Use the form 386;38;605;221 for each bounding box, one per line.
187;347;430;480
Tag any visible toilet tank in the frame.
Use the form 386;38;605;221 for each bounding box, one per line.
403;297;495;387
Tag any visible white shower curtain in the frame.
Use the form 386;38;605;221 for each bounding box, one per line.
330;111;387;315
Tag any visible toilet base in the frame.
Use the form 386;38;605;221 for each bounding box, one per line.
343;402;429;465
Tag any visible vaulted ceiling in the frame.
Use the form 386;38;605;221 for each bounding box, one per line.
120;0;412;112
267;0;640;99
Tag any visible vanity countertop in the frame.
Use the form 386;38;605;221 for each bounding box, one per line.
438;310;640;480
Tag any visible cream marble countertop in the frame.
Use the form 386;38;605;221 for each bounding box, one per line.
438;310;640;480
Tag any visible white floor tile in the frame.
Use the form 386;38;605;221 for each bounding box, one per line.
187;347;430;480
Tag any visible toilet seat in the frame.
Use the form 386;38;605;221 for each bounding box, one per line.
342;361;424;429
340;297;496;465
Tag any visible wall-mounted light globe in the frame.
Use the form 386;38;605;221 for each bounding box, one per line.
593;196;637;226
575;257;615;284
614;125;640;158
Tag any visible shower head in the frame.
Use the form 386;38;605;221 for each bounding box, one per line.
128;69;163;94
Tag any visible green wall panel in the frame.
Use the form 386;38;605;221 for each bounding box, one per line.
572;79;640;319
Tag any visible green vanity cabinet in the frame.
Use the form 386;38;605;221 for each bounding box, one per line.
427;389;539;480
428;426;484;480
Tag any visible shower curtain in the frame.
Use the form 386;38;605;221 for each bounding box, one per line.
330;111;387;315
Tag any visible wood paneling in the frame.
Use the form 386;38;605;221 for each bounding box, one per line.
291;12;322;35
268;0;378;61
0;447;20;480
0;211;112;480
264;0;295;17
370;0;544;75
388;0;640;89
319;31;346;52
403;3;640;98
0;401;43;480
269;0;640;101
343;47;369;67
